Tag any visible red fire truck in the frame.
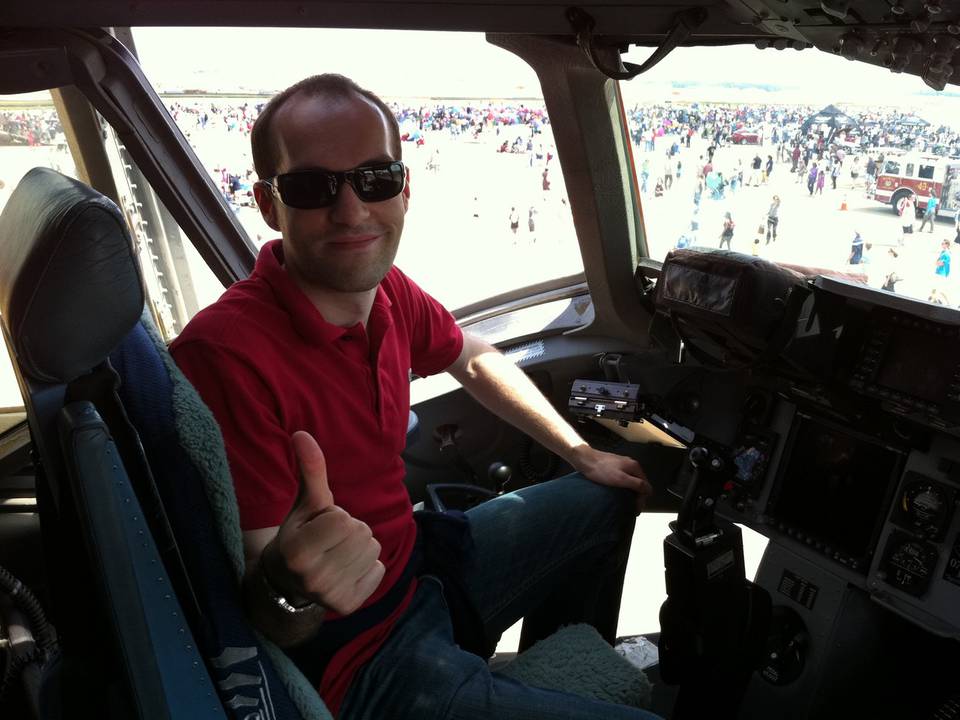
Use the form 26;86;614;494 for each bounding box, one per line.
870;153;960;218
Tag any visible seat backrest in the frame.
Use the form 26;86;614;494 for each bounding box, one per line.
0;168;326;719
110;315;329;720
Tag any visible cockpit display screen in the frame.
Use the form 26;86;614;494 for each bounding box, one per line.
769;416;902;565
875;325;957;405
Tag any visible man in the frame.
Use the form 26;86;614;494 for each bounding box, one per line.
766;195;780;245
171;74;657;720
848;231;865;265
750;153;762;186
919;191;939;233
898;192;916;245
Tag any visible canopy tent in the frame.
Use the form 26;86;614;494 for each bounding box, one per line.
800;104;859;137
897;115;930;128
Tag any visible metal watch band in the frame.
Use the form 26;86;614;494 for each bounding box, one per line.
258;558;320;615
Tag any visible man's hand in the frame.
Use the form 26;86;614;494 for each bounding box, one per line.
260;431;386;616
571;446;653;513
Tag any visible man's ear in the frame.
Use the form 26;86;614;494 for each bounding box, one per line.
402;166;411;212
253;182;281;231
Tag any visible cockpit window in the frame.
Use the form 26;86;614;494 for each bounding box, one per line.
130;27;584;313
0;92;77;214
617;45;960;309
0;92;79;413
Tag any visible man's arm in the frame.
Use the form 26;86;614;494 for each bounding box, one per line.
446;332;651;503
238;432;385;649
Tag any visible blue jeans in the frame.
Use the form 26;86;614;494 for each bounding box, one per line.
341;475;662;719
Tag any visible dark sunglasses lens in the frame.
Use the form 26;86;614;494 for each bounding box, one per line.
277;173;335;209
353;162;406;201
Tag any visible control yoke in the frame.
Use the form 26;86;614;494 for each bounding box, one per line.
659;445;772;720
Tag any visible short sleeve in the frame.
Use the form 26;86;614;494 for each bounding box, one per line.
172;340;298;530
393;270;463;378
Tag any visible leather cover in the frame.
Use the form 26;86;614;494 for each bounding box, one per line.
0;167;144;383
654;248;806;366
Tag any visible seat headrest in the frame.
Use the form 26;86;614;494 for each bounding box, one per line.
0;168;145;383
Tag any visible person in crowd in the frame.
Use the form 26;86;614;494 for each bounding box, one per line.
898;192;916;245
919;190;939;233
830;160;842;190
807;162;819;196
750;153;762;186
936;238;952;278
766;195;780;244
753;223;764;256
720;211;735;249
848;231;865;265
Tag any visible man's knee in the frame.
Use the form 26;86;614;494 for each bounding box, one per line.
551;474;637;540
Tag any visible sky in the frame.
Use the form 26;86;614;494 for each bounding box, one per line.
5;27;954;118
130;27;960;115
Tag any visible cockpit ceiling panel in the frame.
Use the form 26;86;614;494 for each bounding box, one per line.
0;1;732;33
1;0;958;89
744;0;960;91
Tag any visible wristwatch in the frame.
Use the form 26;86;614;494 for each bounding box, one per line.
258;558;321;615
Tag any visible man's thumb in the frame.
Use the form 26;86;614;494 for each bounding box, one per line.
291;430;334;516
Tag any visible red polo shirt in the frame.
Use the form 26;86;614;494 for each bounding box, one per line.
171;239;463;715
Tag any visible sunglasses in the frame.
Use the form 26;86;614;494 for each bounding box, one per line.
261;160;406;210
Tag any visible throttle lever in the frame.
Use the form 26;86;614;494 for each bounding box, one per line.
676;445;729;545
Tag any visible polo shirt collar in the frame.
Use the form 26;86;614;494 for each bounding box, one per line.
254;239;393;347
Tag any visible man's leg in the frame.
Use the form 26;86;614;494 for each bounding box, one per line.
462;474;636;651
342;578;661;720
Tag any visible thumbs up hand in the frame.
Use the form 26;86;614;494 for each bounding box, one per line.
260;431;386;616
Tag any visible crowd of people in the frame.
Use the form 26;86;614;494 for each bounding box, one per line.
622;99;960;306
160;97;556;213
0;108;64;147
6;96;960;305
626;102;960;160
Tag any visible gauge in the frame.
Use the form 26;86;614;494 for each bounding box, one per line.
897;476;953;540
879;532;939;596
760;606;808;686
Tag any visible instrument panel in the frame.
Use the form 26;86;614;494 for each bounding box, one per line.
574;272;960;640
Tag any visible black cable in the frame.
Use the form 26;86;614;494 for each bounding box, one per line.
0;645;39;704
0;566;55;658
0;565;57;705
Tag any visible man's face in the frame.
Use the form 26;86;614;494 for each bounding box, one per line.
255;92;408;294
